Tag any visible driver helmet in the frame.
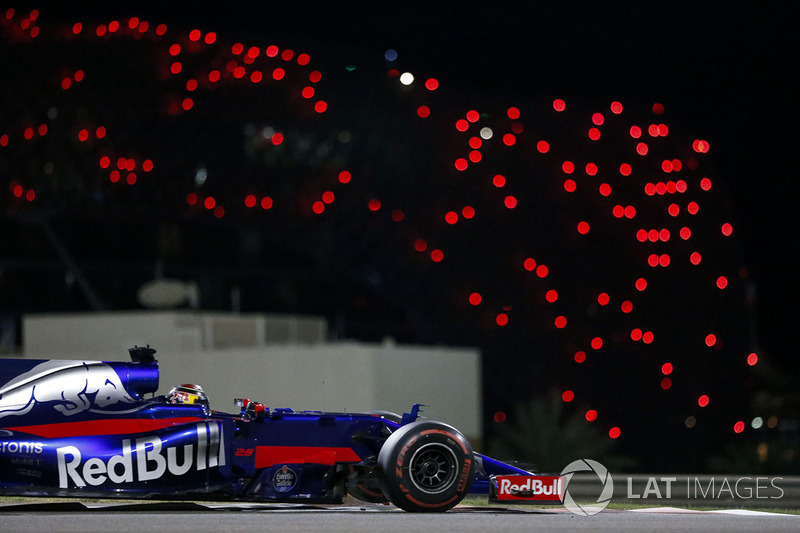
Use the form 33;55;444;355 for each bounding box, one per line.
167;383;209;408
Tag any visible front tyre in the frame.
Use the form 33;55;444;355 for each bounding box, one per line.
377;420;474;512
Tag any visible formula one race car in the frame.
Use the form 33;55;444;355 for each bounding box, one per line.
0;346;543;512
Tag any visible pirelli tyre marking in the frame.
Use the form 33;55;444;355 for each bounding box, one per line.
377;420;474;512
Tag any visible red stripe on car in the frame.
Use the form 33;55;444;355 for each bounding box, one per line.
255;446;362;467
5;417;205;438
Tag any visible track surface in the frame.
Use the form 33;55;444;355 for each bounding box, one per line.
1;502;798;532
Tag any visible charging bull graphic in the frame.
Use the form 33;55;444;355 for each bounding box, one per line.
0;361;135;419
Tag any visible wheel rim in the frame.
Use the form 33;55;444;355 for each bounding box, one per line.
408;443;459;494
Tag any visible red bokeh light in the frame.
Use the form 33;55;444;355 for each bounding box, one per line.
721;222;733;236
535;264;548;278
523;258;536;271
585;410;597;422
562;390;574;402
698;395;710;407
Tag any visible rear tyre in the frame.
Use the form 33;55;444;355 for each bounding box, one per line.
377;420;474;512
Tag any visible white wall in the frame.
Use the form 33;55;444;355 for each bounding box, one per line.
14;312;482;440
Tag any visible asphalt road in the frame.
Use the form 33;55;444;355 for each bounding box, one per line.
1;502;798;532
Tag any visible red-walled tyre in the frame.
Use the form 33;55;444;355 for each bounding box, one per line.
377;420;474;512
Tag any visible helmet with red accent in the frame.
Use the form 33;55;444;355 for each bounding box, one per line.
167;383;209;409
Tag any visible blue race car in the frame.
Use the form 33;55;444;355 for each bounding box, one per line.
0;346;534;512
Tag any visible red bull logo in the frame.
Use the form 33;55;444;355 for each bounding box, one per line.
492;475;564;502
56;422;225;488
0;361;134;419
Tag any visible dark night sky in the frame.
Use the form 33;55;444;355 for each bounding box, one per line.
202;2;796;363
23;2;799;361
